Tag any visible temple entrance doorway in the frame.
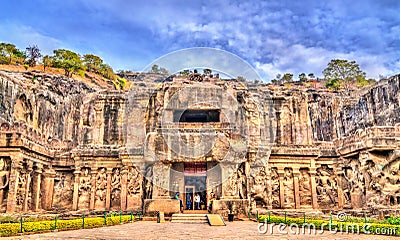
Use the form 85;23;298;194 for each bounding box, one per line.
184;163;207;211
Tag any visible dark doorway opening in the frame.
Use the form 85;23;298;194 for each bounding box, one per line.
174;109;220;123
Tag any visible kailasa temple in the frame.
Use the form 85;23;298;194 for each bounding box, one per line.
1;69;400;217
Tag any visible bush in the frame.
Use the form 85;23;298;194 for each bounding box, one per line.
0;215;133;236
258;215;400;236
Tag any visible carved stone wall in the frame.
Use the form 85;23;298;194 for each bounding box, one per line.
0;70;400;214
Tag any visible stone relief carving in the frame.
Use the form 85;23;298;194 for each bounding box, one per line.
53;172;74;209
270;168;280;208
299;169;312;206
111;168;121;207
78;168;91;209
250;167;268;207
16;169;27;208
316;165;338;207
127;167;142;196
283;168;295;208
0;158;10;208
95;168;107;207
237;166;247;199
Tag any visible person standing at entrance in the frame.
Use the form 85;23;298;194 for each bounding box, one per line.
194;193;201;210
186;193;192;210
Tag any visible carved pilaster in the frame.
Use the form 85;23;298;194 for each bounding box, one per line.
6;155;23;213
277;168;285;209
121;166;128;211
309;168;318;209
72;168;81;211
42;168;56;210
23;162;33;211
292;168;301;209
89;169;97;210
106;168;113;210
32;163;43;211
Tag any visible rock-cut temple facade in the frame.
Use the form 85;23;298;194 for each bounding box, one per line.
1;70;400;217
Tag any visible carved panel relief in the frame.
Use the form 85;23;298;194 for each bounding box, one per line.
78;168;91;209
283;168;295;208
144;166;153;199
111;168;121;209
316;165;338;208
53;171;74;209
271;167;280;208
127;166;143;210
0;158;10;210
95;168;107;209
299;168;312;206
250;167;267;208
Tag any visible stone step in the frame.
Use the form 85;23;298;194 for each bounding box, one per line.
171;213;209;224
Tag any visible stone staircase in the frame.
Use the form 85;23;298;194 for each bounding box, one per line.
171;214;208;224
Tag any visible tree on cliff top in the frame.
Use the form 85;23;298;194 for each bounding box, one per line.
0;43;26;65
52;49;85;77
323;59;366;90
26;45;42;67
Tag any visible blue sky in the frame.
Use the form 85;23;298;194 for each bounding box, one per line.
1;0;399;81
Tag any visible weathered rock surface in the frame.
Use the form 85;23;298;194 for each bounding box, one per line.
0;69;400;217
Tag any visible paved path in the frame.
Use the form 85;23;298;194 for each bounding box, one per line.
4;220;399;239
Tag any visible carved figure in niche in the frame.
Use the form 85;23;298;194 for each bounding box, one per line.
127;167;142;196
299;169;312;205
0;158;10;207
361;160;376;191
16;170;27;206
316;165;337;205
237;167;247;199
111;168;121;206
283;168;294;208
270;168;280;208
342;168;353;205
144;166;153;199
78;168;91;208
153;164;170;197
54;172;74;208
250;168;267;207
96;168;107;202
225;171;238;197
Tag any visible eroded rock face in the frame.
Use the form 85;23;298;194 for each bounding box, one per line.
0;69;400;216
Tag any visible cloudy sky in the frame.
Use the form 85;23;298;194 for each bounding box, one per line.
1;0;399;81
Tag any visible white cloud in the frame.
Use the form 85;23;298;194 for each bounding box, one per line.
0;21;62;55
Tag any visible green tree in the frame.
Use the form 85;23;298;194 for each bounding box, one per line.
237;76;246;82
323;59;366;90
99;63;117;81
52;49;84;77
281;73;293;83
25;45;42;67
42;55;52;71
150;64;169;74
308;73;315;79
83;54;103;73
0;43;25;64
325;78;341;91
299;73;307;82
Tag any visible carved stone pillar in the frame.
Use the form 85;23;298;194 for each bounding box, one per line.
106;168;113;210
23;162;33;211
265;167;273;209
6;155;23;213
72;168;81;211
277;168;285;209
293;168;301;209
42;168;56;210
336;169;344;209
309;168;318;209
89;169;97;210
121;166;128;211
32;163;43;211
